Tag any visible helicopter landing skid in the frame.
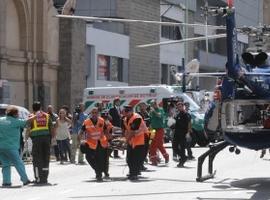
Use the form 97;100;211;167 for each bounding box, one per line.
196;141;229;182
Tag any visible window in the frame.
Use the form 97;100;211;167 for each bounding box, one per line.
161;64;180;85
161;64;169;84
110;56;123;82
161;17;183;40
97;54;126;82
97;55;110;80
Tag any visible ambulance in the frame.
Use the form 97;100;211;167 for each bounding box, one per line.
83;85;208;146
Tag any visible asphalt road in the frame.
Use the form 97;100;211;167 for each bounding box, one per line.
1;146;270;200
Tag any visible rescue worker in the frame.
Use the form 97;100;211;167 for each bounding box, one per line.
123;105;147;181
138;102;150;171
0;106;35;187
173;101;189;167
79;107;108;182
28;101;54;184
149;100;169;166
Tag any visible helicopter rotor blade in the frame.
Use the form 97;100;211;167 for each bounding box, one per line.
176;72;270;78
137;34;226;48
55;14;226;29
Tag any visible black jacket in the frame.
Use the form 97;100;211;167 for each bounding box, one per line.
174;111;190;137
109;106;121;127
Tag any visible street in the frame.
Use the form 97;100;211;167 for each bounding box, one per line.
1;146;270;200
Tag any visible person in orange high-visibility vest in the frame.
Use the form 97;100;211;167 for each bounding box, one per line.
79;107;108;182
123;105;147;181
138;102;151;171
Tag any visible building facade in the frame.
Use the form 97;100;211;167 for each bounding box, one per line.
0;0;59;109
74;0;161;87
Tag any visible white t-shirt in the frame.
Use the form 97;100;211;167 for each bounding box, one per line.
56;120;70;140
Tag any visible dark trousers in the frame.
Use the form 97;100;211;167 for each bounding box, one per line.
186;141;193;157
126;144;145;176
53;145;60;161
57;139;71;162
104;149;110;176
172;135;187;164
142;136;150;167
85;142;107;178
31;135;51;183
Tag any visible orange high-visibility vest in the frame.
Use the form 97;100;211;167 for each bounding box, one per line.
84;117;108;149
124;113;146;148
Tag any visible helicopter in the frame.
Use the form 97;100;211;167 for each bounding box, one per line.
193;0;270;182
56;0;270;182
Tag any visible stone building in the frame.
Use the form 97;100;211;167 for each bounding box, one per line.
0;0;59;109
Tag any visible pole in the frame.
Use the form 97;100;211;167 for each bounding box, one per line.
182;58;186;92
185;0;188;63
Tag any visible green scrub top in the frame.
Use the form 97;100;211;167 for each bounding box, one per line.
0;116;27;150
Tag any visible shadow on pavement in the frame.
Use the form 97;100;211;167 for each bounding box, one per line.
230;177;270;200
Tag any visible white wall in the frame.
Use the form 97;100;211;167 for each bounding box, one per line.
160;2;185;66
86;25;129;58
160;39;184;65
86;25;129;87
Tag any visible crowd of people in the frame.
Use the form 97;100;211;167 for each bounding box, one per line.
0;97;196;186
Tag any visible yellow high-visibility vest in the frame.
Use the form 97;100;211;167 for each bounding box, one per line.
31;112;49;132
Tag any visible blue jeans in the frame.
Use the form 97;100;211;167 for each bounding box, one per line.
0;149;29;185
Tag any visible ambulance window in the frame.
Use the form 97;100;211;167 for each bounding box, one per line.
150;88;156;93
88;91;94;95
